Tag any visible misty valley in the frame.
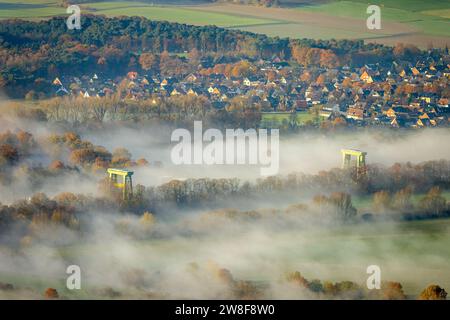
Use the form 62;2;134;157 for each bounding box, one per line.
0;116;449;299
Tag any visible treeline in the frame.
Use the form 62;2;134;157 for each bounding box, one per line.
1;124;449;229
282;271;407;299
0;191;119;246
0;15;434;97
2;125;450;210
0;14;287;97
2;179;447;242
144;160;450;209
195;186;450;228
195;192;358;228
4;95;262;129
1;263;447;299
0;161;449;248
0;128;150;194
281;271;447;300
2;126;450;213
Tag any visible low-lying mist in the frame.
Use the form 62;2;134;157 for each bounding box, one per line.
1;207;449;299
81;125;450;189
1;108;450;299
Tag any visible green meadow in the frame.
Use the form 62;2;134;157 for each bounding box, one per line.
84;1;277;27
261;111;318;127
0;0;278;27
0;0;64;19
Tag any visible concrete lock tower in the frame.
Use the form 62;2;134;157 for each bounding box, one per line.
341;149;367;177
107;168;134;200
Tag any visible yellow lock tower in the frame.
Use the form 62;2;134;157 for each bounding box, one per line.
341;149;367;178
107;168;134;200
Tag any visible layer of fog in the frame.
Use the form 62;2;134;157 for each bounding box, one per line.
2;107;450;298
85;125;450;187
1;210;449;299
2;104;450;195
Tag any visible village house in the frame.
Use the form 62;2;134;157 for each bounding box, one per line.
47;51;450;130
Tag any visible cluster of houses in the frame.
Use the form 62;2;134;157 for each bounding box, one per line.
51;54;450;128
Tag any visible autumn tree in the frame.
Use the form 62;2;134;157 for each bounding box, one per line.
0;144;19;166
418;285;447;300
44;288;59;299
69;148;97;166
393;43;420;60
284;271;309;289
373;190;391;213
333;281;364;299
291;45;308;65
51;210;64;224
139;211;156;230
392;187;413;212
319;49;339;68
332;117;347;128
90;96;115;123
111;147;132;167
53;192;78;207
322;280;364;299
30;192;53;210
136;158;149;167
187;47;200;66
329;192;357;220
292;46;338;67
379;281;406;300
419;187;447;216
139;52;156;71
231;60;253;78
233;280;261;299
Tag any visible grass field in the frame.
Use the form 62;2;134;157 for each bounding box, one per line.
83;1;278;27
0;0;64;18
0;0;279;27
261;111;318;126
0;0;448;47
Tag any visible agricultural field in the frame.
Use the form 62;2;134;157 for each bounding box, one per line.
297;0;450;37
81;1;277;28
0;0;448;47
0;0;279;27
196;1;450;47
261;111;318;127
